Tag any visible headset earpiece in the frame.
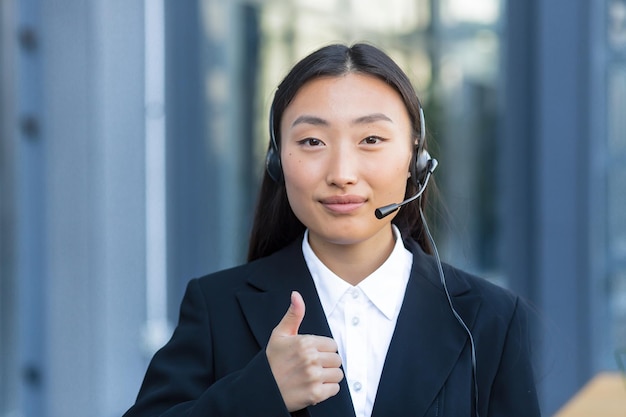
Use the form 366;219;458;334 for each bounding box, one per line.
266;146;283;183
416;149;431;175
266;106;283;183
411;105;430;186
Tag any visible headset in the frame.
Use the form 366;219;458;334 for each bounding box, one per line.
265;105;283;183
264;99;480;416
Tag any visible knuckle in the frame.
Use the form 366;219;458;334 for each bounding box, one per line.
303;363;322;381
293;335;310;351
297;346;320;365
309;384;326;403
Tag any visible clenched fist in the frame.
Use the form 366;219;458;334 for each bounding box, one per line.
266;291;344;412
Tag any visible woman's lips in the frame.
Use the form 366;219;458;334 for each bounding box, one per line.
320;195;367;214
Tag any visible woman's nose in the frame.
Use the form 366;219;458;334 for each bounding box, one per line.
325;145;358;187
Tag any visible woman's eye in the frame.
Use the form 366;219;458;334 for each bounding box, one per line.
362;136;383;145
299;138;324;146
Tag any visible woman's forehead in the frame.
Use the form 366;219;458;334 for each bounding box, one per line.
283;74;410;122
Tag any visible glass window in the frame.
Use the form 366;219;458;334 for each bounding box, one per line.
609;0;626;50
607;0;626;363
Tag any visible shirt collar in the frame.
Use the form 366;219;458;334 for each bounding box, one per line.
302;225;413;320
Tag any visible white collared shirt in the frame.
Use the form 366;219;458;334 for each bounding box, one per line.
302;225;413;417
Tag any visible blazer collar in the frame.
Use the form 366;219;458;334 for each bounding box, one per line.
237;239;333;340
237;238;481;417
237;239;356;417
371;239;482;417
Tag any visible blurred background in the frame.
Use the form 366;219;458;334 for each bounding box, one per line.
0;0;625;415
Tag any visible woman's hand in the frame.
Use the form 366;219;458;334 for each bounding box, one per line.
266;291;344;412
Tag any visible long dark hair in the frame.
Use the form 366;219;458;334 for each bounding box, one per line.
248;43;433;261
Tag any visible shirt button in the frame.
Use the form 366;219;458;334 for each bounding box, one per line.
351;316;360;326
351;289;359;299
353;381;362;392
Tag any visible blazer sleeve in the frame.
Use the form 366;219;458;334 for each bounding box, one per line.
123;278;292;417
486;297;541;417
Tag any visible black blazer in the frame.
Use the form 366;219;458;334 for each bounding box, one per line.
123;238;540;417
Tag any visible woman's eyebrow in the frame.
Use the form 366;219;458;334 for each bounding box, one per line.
352;113;393;125
291;113;392;127
291;115;328;127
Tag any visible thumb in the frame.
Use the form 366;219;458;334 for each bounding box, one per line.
274;291;306;336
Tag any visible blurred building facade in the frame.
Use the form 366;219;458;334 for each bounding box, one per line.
0;0;625;416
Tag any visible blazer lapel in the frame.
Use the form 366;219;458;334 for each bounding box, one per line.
371;241;482;417
237;240;356;417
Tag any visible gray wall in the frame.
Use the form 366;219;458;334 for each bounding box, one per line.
11;1;147;415
1;1;253;416
503;0;613;412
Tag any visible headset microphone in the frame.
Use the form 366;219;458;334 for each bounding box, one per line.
374;157;438;219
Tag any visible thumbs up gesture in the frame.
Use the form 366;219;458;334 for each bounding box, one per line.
266;291;344;412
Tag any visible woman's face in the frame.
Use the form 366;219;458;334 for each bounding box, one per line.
280;73;414;251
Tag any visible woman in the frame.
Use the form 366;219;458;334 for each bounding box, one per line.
123;43;540;417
